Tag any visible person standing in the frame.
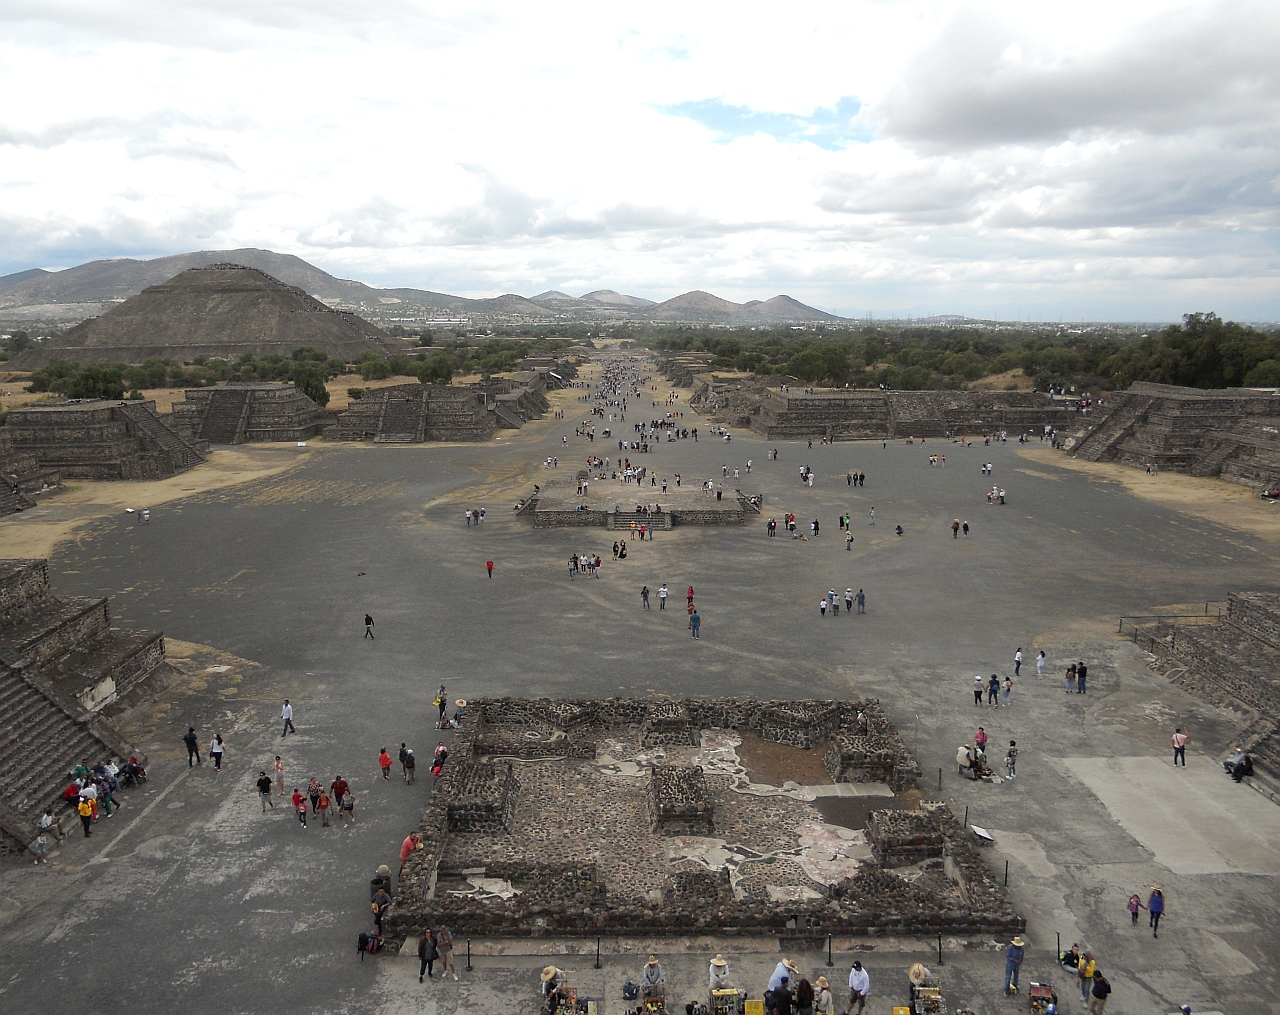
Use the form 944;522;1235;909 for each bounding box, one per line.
183;727;202;767
1066;663;1077;694
987;674;1000;705
974;726;989;755
1089;970;1112;1014
281;700;296;737
641;585;650;610
209;734;225;772
78;797;93;837
1077;951;1096;1004
273;755;286;795
1002;676;1013;706
1036;650;1046;677
1148;886;1165;937
437;925;458;980
364;613;375;639
436;685;447;723
658;585;668;610
379;748;393;780
486;559;494;578
418;928;438;982
372;886;391;933
1004;935;1025;996
257;771;274;811
844;960;869;1015
1005;740;1018;779
868;507;875;526
814;976;834;1015
686;586;695;606
690;610;701;639
400;831;423;879
1077;660;1088;693
1172;728;1189;767
1014;648;1023;675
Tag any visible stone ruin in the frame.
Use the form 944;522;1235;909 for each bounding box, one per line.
0;559;156;853
0;428;61;516
447;762;519;833
384;697;1023;942
333;383;498;442
3;399;205;480
1069;381;1280;490
170;382;325;444
823;706;919;788
645;765;714;834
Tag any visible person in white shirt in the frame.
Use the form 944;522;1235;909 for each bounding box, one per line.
769;959;799;991
845;961;870;1014
281;699;296;737
709;954;731;990
658;585;668;610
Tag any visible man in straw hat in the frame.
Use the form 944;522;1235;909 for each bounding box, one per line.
451;699;467;728
1004;935;1026;995
641;955;666;1004
709;953;731;990
768;957;800;992
540;965;565;1010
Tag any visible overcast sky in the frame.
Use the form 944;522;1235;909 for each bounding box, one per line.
2;0;1278;320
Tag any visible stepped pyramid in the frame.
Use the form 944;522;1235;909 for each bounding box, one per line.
8;264;399;369
0;560;163;853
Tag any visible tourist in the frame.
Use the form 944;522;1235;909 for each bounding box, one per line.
799;978;820;1015
819;599;827;617
432;760;444;786
281;699;296;736
868;507;875;525
1077;660;1088;693
1077;951;1096;1003
856;589;865;613
273;755;285;795
340;789;356;824
257;771;274;811
1090;970;1112;1014
465;508;472;526
33;832;50;864
418;928;438;982
1003;935;1024;995
404;749;416;782
330;774;349;806
436;685;447;722
307;776;322;813
1036;649;1045;676
209;734;225;771
974;726;988;754
37;809;65;842
641;585;650;609
77;797;93;837
845;960;869;1014
316;789;331;825
372;885;391;933
1005;740;1018;779
1127;893;1144;925
1002;676;1013;706
962;520;969;537
1148;886;1165;937
658;584;668;609
1014;648;1023;675
952;519;960;538
845;589;854;613
364;613;375;639
183;726;202;767
691;609;701;639
709;954;731;990
400;831;423;879
774;977;794;1015
399;743;410;779
1066;663;1077;693
292;788;307;827
453;699;466;726
486;559;494;578
987;674;1000;705
814;976;834;1015
1172;727;1189;766
379;747;393;780
687;586;695;605
437;925;458;980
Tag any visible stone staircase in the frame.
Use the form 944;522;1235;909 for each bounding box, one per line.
1189;433;1243;477
1072;395;1153;461
374;390;428;443
608;511;671;530
0;482;35;516
199;388;252;444
117;401;206;468
492;403;524;429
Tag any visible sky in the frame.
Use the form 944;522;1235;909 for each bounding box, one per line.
1;0;1278;321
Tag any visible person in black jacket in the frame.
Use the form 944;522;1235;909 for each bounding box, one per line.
183;727;201;767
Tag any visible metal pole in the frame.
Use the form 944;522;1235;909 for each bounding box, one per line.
596;936;601;970
938;768;942;791
1004;861;1009;886
1057;932;1060;961
466;938;472;972
827;935;833;967
937;933;943;966
963;806;968;829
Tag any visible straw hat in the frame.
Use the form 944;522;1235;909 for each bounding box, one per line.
648;955;659;964
541;966;560;982
711;954;727;967
908;963;928;985
1011;936;1025;947
455;699;467;707
783;958;799;972
816;977;829;989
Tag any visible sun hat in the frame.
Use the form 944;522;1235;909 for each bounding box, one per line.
541;966;560;982
648;955;659;964
711;955;727;967
455;699;467;707
1012;936;1025;947
816;977;829;989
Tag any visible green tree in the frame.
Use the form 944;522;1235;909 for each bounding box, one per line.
292;366;330;407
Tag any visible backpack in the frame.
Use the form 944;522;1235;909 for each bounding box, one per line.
622;981;639;1000
357;931;382;959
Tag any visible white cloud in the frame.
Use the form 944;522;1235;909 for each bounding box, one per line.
0;0;1276;319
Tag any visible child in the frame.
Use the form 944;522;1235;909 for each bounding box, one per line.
1005;740;1018;779
292;789;307;827
33;833;50;864
1127;894;1144;925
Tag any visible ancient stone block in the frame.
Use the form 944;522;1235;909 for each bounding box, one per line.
645;765;713;835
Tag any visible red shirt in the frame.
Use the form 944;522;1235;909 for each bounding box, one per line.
291;792;305;811
331;779;348;800
379;752;392;769
400;835;418;861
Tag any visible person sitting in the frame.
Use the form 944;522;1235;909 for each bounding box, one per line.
710;954;732;991
1226;749;1254;782
956;744;974;777
641;955;665;1004
895;524;904;536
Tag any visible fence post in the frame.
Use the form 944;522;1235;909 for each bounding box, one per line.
1004;861;1009;886
596;936;601;970
466;938;472;972
938;933;943;966
827;935;833;967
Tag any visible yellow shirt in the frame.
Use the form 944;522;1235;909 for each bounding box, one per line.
1079;958;1096;981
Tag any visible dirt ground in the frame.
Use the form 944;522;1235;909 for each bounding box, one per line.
1019;446;1280;543
969;368;1034;392
734;730;832;785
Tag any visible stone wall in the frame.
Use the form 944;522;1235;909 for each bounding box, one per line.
447;762;519;833
645;765;714;834
865;810;946;867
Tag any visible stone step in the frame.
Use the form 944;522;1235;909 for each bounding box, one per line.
0;597;111;668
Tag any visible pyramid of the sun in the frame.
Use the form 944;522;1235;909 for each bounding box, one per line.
9;264;398;368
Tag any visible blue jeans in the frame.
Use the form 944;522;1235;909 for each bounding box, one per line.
1005;960;1020;994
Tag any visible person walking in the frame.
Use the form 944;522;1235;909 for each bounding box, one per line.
1005;740;1018;779
855;589;865;614
1014;648;1023;675
1172;728;1189;766
1127;893;1145;925
1077;951;1096;1004
273;755;286;795
436;685;447;723
418;928;438;982
868;507;875;526
641;585;650;610
952;519;960;538
292;788;308;828
257;771;274;811
316;789;331;826
281;700;296;737
379;748;393;780
1002;676;1013;706
404;749;416;783
690;609;701;639
1089;970;1112;1014
844;960;869;1014
845;589;854;613
987;674;1000;705
1077;660;1088;693
398;743;410;780
686;586;695;606
183;727;202;767
437;925;458;980
1148;886;1165;937
209;734;225;772
307;776;322;814
962;520;969;537
1036;649;1046;677
658;584;668;609
486;559;494;579
340;789;355;825
1003;935;1025;996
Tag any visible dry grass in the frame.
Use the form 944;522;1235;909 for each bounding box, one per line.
969;369;1034;392
324;373;422;411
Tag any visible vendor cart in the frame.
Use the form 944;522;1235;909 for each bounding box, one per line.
906;963;948;1015
710;988;741;1015
1028;981;1058;1014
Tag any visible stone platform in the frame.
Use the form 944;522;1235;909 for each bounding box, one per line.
386;697;1023;942
527;477;757;528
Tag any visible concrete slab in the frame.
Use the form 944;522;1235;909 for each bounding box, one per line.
1061;755;1280;875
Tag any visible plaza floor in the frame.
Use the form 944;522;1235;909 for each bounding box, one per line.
0;366;1277;1014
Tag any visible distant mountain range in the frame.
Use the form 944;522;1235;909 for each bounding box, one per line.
0;249;845;329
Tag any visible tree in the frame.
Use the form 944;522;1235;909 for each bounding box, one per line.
292;366;330;407
418;351;455;386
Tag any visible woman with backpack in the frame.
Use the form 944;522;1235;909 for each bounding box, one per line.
417;928;437;982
